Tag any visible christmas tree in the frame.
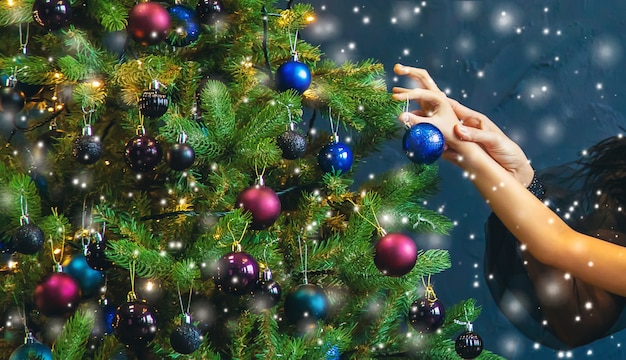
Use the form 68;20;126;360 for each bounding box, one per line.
0;1;505;359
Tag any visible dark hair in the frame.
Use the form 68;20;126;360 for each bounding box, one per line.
578;135;626;211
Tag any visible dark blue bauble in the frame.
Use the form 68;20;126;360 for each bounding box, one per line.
102;31;129;56
408;297;445;333
284;284;328;328
275;61;311;94
166;143;195;171
12;223;44;255
63;254;106;298
455;331;483;359
9;338;53;360
402;123;444;164
170;322;202;354
167;5;201;47
318;141;353;174
0;87;25;113
250;279;281;311
85;237;113;271
196;0;223;25
91;301;117;338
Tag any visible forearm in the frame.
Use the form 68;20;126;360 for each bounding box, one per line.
460;142;569;263
460;142;626;296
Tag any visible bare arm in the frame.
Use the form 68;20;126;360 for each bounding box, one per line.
392;64;626;297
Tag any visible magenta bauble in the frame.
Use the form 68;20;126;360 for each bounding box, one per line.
127;2;171;46
235;185;281;230
373;232;418;277
33;272;82;316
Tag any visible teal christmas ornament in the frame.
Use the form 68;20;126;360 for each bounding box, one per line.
284;284;328;331
318;140;353;174
9;333;52;360
63;254;106;298
275;60;311;94
402;123;444;164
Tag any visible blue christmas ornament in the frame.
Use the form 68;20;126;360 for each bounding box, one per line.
9;334;53;360
92;300;117;338
63;254;106;298
167;5;201;47
275;60;311;94
318;140;353;174
402;123;444;164
325;345;340;360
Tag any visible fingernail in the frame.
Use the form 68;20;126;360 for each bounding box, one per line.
402;113;409;122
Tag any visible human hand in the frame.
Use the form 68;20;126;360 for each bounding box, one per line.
391;64;480;167
448;98;535;187
391;64;534;186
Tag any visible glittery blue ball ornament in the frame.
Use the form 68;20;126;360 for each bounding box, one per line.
167;5;201;47
9;337;53;360
275;60;311;94
402;123;444;164
63;254;106;298
318;141;353;174
325;345;340;360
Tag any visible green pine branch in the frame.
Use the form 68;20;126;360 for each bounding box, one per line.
52;309;95;360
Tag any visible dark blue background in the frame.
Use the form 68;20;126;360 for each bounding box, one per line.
303;1;626;359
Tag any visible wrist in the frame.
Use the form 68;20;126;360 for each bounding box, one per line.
515;163;535;188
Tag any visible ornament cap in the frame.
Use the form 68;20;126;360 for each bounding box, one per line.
127;291;138;302
181;312;192;325
262;267;273;281
82;124;93;136
24;332;36;345
178;131;188;144
136;125;146;136
5;75;17;88
53;263;63;272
